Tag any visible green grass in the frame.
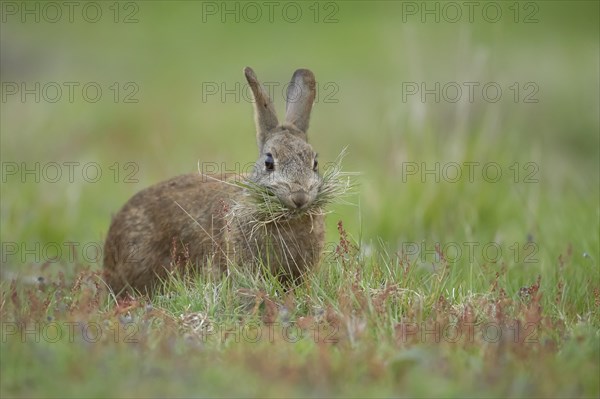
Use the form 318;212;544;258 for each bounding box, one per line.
1;1;599;398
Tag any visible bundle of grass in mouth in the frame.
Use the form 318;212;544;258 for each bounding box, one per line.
228;148;358;236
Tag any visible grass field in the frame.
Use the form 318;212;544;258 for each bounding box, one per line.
1;1;599;397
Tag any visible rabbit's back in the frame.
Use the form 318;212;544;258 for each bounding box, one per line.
103;173;236;294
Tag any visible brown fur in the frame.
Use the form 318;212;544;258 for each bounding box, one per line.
103;68;327;295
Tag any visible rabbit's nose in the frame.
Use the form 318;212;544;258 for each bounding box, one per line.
291;191;309;208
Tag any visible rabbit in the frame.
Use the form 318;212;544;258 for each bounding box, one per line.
103;67;326;295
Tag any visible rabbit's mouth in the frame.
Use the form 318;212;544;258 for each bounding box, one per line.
251;184;315;214
230;179;319;223
267;192;316;218
280;190;311;211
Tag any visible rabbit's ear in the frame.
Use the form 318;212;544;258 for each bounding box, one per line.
285;69;316;134
244;67;279;149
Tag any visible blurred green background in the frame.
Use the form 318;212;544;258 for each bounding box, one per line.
1;1;598;270
1;2;599;398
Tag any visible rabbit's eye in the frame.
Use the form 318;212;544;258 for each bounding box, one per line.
265;153;275;171
313;159;318;171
